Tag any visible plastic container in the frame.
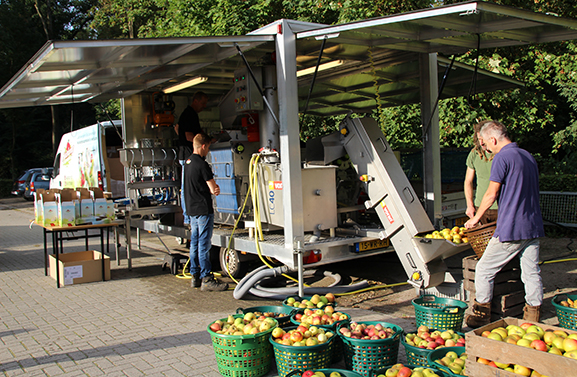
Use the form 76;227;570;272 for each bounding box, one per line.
426;346;467;377
400;330;465;367
269;326;334;377
552;293;577;330
338;321;403;377
412;295;467;332
370;364;449;377
207;314;278;377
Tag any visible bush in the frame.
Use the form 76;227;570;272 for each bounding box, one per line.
0;179;13;198
540;174;577;192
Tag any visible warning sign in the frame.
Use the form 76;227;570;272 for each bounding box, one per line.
268;181;283;190
380;201;394;224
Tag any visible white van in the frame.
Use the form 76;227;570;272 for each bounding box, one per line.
50;120;125;198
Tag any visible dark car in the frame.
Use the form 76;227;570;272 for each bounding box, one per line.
11;168;43;197
17;168;53;201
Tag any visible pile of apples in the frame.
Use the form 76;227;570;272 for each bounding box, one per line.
209;313;276;335
301;371;342;377
292;307;348;327
404;325;465;349
559;297;577;308
338;321;396;340
285;293;336;309
481;322;577;358
422;227;468;244
271;322;334;347
476;322;577;376
433;350;467;375
375;363;443;377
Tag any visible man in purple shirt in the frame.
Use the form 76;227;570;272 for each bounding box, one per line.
464;120;544;327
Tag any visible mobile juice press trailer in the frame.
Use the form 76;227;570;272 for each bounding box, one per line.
1;1;576;297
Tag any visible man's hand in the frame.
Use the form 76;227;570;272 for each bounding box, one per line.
465;205;476;219
464;218;479;229
211;184;220;196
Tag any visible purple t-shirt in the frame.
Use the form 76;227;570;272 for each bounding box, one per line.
491;143;544;242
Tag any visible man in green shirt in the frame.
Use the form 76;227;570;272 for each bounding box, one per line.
464;120;498;224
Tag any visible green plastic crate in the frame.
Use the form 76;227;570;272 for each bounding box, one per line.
412;295;467;332
552;294;577;330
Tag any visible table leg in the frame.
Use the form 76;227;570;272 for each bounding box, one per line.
114;226;120;266
126;216;132;270
100;228;105;282
44;228;48;276
85;229;89;250
53;230;60;288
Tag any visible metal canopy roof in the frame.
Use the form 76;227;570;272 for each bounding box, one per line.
1;1;577;112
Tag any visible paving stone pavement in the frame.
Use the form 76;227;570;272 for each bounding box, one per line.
0;204;413;376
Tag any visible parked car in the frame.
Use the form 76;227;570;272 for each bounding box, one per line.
19;168;53;201
11;168;43;197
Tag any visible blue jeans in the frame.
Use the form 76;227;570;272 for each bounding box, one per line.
189;214;214;279
179;160;190;225
475;237;543;306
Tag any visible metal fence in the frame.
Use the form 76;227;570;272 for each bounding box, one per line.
540;191;577;228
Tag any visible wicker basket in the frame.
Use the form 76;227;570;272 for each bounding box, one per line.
465;221;496;258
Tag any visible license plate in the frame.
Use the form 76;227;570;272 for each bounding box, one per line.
454;217;468;226
354;238;390;252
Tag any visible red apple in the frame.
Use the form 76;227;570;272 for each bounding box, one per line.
209;322;221;332
397;367;412;377
530;339;548;352
302;371;315;377
520;323;533;331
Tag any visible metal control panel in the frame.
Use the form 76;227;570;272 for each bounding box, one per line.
234;67;263;112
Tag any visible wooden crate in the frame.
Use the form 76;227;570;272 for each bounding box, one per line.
465;317;577;376
462;255;524;320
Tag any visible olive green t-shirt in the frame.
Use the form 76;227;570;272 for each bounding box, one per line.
466;149;498;209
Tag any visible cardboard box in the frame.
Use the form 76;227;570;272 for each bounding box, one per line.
91;187;114;223
40;192;58;227
33;189;46;224
465;317;577;376
48;250;110;286
76;188;94;224
56;190;77;227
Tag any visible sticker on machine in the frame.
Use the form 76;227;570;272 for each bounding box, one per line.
268;181;282;190
380;200;394;224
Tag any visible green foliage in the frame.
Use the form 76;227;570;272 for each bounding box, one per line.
539;174;577;192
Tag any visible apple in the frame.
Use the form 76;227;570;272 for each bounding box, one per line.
554;330;568;338
481;330;492;337
523;332;541;342
564;350;577;359
385;368;399;377
568;333;577;341
209;322;221;332
513;364;532;376
520;323;533;330
445;339;456;347
397;367;412;377
477;357;491;365
517;339;532;348
305;337;319;346
507;325;526;337
417;325;430;333
488;361;498;368
487;332;503;342
563;337;577;352
526;325;545;339
530;339;548;352
552;336;565;351
504;335;519;345
493;361;509;368
549;346;563;355
302;371;315;377
492;327;508;339
543;331;557;345
290;331;303;343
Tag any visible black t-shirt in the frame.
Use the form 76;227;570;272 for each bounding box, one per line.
184;154;214;216
178;106;202;160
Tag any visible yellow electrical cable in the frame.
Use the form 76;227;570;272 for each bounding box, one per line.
334;282;409;296
541;257;577;265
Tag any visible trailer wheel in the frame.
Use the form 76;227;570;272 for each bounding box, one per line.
219;247;248;279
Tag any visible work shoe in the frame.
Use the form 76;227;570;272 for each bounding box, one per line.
190;273;201;288
523;304;541;322
465;300;491;328
201;274;229;292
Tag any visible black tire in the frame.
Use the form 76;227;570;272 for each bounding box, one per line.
219;247;248;279
24;195;34;201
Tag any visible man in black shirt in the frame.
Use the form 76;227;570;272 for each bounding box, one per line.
184;133;228;291
178;91;208;226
